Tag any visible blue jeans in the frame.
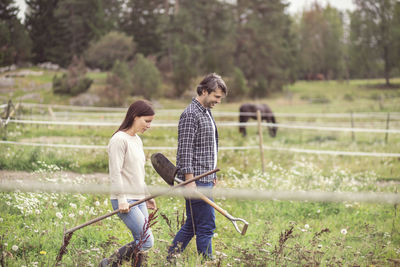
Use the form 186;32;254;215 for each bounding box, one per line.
168;182;215;257
111;199;154;251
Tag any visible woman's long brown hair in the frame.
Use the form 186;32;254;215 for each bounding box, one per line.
113;100;155;136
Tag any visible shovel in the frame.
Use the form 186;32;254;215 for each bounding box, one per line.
151;153;249;235
55;168;219;265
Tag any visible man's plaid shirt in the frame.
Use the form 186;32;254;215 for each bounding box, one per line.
177;98;218;183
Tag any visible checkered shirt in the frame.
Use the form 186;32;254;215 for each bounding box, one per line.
177;98;218;183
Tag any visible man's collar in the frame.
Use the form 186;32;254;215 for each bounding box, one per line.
192;97;208;113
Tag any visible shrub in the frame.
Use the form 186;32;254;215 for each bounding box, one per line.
52;55;93;96
102;60;132;106
343;94;354;102
84;31;136;70
226;67;249;101
172;42;195;97
132;54;162;99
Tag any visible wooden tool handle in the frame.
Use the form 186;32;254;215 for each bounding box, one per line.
65;168;219;234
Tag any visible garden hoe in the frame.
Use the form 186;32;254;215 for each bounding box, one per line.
55;168;219;265
150;153;249;235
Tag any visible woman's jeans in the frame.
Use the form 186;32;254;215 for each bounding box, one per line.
168;182;215;257
111;199;154;251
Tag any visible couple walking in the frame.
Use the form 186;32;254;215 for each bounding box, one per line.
100;73;228;266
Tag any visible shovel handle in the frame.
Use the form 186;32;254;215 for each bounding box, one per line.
65;168;220;235
196;194;248;235
175;177;249;235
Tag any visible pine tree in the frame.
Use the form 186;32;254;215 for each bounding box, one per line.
25;0;59;63
50;0;108;66
120;0;165;56
297;3;345;80
350;0;399;85
235;0;296;96
0;0;31;66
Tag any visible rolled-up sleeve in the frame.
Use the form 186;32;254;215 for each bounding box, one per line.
108;137;127;204
177;112;197;175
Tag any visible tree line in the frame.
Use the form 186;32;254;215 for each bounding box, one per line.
1;0;400;99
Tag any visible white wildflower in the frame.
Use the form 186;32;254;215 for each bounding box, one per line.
52;202;58;207
56;212;63;219
79;210;84;216
215;251;227;257
95;201;100;206
69;213;75;218
70;203;77;209
12;245;18;251
341;229;347;235
304;224;310;229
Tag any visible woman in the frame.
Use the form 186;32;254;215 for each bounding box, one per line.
100;100;156;267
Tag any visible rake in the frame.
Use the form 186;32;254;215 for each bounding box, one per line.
55;168;219;265
151;153;248;235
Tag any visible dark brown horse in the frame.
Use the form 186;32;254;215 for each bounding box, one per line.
239;103;278;137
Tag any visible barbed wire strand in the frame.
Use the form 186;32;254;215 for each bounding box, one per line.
1;140;400;157
5;119;400;134
0;180;399;204
16;102;400;119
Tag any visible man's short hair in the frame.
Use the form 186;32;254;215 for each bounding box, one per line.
196;73;227;96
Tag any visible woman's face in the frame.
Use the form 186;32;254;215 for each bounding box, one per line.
133;115;155;133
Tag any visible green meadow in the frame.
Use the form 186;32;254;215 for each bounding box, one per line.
0;71;400;266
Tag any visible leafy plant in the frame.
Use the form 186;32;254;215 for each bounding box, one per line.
52;56;93;96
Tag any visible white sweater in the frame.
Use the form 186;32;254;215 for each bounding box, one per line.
108;131;147;204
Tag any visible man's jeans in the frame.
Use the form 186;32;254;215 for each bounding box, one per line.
111;199;154;251
168;182;215;257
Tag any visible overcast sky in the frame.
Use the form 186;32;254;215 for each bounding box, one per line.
286;0;355;14
15;0;356;20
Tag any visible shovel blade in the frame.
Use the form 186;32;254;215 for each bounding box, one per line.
151;153;178;186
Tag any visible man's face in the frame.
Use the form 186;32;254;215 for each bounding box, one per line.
202;88;225;109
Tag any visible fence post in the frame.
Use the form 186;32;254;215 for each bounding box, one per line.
48;106;55;120
350;111;355;142
385;112;390;144
2;99;13;140
257;110;265;174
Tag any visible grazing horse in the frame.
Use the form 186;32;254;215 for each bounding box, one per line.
239;103;278;137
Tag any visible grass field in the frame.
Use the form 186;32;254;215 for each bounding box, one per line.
1;70;400;266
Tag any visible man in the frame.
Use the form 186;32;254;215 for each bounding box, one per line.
168;73;227;260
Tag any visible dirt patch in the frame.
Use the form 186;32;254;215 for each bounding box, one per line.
377;179;400;187
0;170;108;184
19;136;105;145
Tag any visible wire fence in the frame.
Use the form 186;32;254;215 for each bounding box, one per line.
1;140;400;157
4;119;400;134
13;102;400;119
1;102;399;205
0;179;399;204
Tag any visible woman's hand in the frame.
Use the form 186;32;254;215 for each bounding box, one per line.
146;199;157;210
119;202;130;213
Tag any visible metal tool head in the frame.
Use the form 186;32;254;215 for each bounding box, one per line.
151;153;178;186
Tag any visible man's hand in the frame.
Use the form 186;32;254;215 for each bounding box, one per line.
146;199;157;210
119;202;130;213
184;173;197;189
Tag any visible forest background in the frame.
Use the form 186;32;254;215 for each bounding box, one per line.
2;0;400;105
